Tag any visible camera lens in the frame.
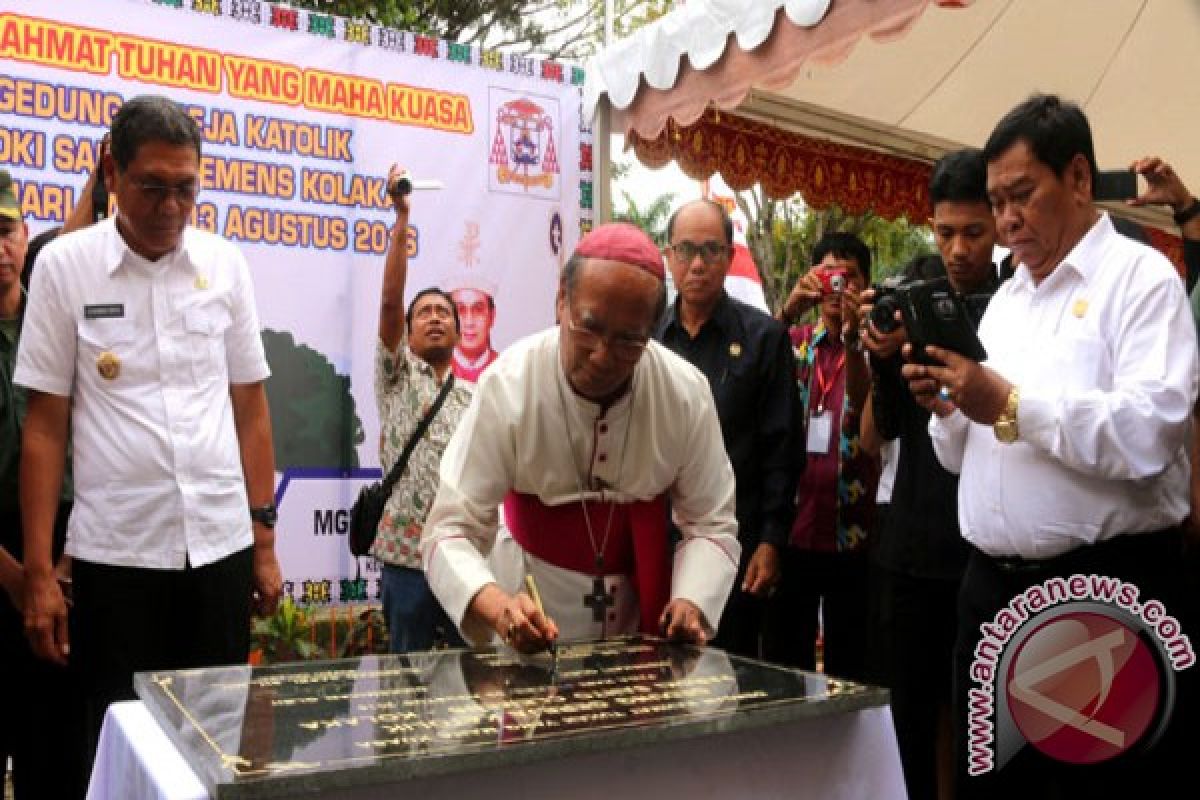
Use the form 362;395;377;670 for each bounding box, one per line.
870;296;901;333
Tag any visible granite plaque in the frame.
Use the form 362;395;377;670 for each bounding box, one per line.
134;635;887;799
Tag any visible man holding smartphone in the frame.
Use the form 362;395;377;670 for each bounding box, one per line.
1128;155;1200;290
905;94;1198;796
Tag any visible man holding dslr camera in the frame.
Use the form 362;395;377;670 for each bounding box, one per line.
860;148;1003;800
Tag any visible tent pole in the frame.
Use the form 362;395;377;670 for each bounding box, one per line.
594;96;612;224
593;0;614;226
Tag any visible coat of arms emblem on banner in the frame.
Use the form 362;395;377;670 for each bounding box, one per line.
488;89;561;198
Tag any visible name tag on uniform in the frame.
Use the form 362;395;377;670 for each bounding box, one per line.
84;303;124;319
807;411;833;454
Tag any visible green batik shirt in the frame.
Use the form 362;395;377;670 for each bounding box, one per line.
0;315;23;516
370;335;473;569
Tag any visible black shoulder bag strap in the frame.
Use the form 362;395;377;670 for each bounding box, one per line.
381;373;456;501
356;373;456;582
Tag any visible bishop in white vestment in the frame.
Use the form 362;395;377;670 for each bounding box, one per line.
421;223;740;651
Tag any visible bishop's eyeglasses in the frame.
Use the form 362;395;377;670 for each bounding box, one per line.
564;315;648;363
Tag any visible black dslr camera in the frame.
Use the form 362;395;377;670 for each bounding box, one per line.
869;275;908;334
868;276;990;364
960;292;993;328
899;278;988;365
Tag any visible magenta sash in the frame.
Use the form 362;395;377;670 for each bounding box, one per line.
503;490;670;634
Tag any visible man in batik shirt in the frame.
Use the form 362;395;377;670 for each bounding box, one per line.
765;232;878;681
372;164;473;653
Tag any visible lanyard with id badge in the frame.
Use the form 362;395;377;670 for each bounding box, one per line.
805;335;844;455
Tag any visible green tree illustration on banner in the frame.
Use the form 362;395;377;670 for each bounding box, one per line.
262;330;364;470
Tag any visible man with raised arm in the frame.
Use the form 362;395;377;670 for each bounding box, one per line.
370;164;473;653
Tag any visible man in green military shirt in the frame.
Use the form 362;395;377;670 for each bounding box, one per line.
0;167;82;799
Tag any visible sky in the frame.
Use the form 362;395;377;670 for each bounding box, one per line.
611;145;698;212
525;1;706;214
608;138;765;245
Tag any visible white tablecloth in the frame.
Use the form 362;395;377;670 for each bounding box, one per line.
86;702;208;800
87;699;906;800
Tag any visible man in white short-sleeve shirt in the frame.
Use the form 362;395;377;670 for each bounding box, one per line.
15;95;282;760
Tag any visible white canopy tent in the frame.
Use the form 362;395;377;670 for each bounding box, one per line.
586;0;1200;235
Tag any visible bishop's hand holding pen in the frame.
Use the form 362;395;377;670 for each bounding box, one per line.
473;578;559;655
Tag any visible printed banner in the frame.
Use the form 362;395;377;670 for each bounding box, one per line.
0;0;594;605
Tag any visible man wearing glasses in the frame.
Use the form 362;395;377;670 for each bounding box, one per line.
15;95;282;764
654;200;802;660
421;222;740;652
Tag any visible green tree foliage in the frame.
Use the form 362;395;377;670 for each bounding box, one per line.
262;330;364;470
737;187;934;316
612;189;675;245
288;0;671;59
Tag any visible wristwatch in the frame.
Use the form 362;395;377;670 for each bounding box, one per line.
1173;197;1200;227
249;503;278;528
993;386;1020;444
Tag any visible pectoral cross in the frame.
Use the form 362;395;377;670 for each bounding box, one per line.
583;575;614;625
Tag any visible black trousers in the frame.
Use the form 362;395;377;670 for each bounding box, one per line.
873;565;960;800
1;507;85;800
763;548;869;681
72;547;254;776
1;596;87;800
954;528;1198;799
